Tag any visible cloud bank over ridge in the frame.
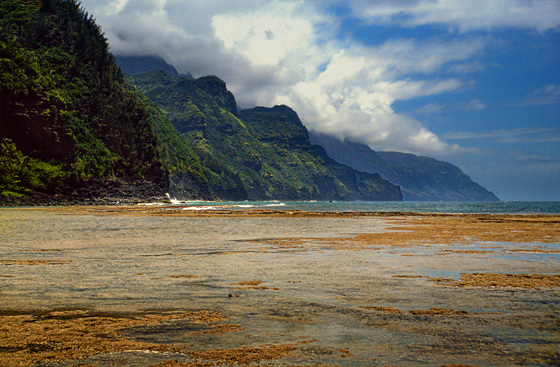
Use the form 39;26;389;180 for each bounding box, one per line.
80;0;559;159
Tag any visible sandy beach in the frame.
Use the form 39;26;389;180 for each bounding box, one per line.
0;206;559;366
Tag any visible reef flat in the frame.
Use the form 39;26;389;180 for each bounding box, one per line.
1;207;558;366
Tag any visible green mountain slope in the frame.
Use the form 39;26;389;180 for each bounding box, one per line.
240;105;402;200
0;0;217;203
116;55;180;77
127;70;401;201
0;0;165;200
138;94;216;200
0;0;400;203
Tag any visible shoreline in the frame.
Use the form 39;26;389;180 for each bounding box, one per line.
13;203;560;217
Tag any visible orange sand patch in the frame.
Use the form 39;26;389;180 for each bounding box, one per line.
408;307;470;316
362;306;470;316
251;238;308;249
185;323;244;336
154;343;351;367
27;249;62;252
0;260;71;265
232;281;263;286
431;273;560;289
230;281;281;290
151;361;212;367
506;248;560;254
339;214;560;248
183;340;316;365
427;277;457;283
240;214;560;251
362;306;404;314
0;309;230;367
56;207;560;251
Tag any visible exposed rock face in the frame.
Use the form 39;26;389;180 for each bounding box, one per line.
239;105;311;150
166;170;217;201
0;177;166;207
309;131;499;201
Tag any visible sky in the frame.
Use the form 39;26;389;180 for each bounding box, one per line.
79;0;560;201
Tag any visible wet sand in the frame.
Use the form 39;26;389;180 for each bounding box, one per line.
0;206;559;366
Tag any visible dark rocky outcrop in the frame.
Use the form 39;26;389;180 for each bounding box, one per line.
0;177;166;207
194;76;239;117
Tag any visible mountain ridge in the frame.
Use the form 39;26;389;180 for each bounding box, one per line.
309;131;499;201
126;70;402;201
116;55;194;79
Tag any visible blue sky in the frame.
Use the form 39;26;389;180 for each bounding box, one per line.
80;0;560;201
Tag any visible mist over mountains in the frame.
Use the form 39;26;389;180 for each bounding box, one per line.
115;55;193;79
309;132;499;201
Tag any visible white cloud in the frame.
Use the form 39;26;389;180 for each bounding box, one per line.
80;0;502;154
462;99;486;111
348;0;560;32
261;37;483;153
413;99;486;114
443;127;560;143
415;102;448;115
517;84;560;107
212;2;319;68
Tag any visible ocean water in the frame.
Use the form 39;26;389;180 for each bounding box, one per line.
165;199;560;214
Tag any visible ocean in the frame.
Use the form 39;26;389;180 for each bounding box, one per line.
164;199;560;214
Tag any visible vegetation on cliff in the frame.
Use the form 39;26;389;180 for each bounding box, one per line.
0;0;164;197
127;70;402;201
240;105;402;200
376;151;499;201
